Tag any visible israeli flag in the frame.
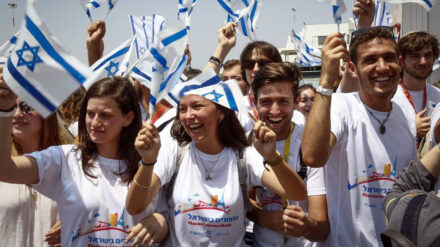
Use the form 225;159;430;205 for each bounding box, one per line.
218;0;262;40
0;32;19;65
178;0;198;29
433;57;440;71
383;0;436;11
169;69;247;112
3;0;91;118
373;0;388;26
129;14;166;59
290;29;322;67
318;0;347;24
83;36;136;89
78;0;119;21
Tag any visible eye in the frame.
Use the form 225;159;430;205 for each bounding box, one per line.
178;106;187;113
101;113;112;120
87;111;95;119
231;76;243;81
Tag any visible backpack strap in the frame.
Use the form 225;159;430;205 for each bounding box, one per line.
165;143;189;202
234;148;252;213
381;229;416;247
400;194;427;244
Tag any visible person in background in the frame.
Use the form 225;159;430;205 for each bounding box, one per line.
295;84;316;120
222;59;249;95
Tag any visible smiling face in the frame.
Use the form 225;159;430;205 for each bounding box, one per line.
402;46;435;80
85;96;134;149
256;81;295;140
178;95;222;147
296;88;315;119
354;38;401;106
12;99;43;142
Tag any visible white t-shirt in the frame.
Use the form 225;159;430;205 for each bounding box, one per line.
153;140;265;246
430;103;440;145
0;183;58;246
291;110;306;127
324;93;418;247
253;124;326;247
27;145;157;247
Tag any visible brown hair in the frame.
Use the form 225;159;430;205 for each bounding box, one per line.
12;112;73;155
295;84;316;102
398;31;439;59
59;88;86;127
170;103;248;150
252;62;302;101
349;27;397;65
76;76;141;184
223;59;241;71
240;41;283;84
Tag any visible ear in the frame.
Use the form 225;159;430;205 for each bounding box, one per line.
347;61;358;79
123;111;135;127
399;55;404;67
218;110;224;123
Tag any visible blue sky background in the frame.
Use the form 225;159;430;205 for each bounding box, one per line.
1;0;361;69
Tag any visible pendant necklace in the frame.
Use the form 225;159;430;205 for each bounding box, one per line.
363;103;392;134
195;147;221;181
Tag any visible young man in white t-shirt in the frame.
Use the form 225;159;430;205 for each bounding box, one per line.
393;31;440;139
302;27;418;246
248;62;329;246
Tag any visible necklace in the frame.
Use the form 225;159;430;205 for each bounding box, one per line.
363;103;392;134
195;147;221;181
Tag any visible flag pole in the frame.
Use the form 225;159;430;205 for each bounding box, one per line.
8;2;17;34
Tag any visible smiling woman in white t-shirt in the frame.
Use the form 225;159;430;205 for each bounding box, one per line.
126;92;307;246
0;76;168;246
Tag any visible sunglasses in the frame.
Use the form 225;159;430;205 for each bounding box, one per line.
18;101;34;114
351;26;394;41
243;59;272;70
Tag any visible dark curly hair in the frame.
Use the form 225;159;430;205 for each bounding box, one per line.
398;31;439;60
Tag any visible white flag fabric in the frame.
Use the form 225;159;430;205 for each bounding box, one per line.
290;29;322;67
78;0;119;21
434;58;440;71
169;69;247;112
318;0;347;24
129;14;166;59
178;0;198;29
0;32;19;65
383;0;436;11
217;0;262;40
83;36;135;89
372;0;394;26
3;0;91;118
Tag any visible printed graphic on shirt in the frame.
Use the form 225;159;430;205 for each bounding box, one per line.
71;207;134;246
347;156;398;207
256;187;283;208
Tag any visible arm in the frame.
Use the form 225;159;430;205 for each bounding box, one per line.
283;195;329;241
125;212;169;247
253;120;306;201
301;33;348;167
353;0;375;29
86;20;106;66
0;66;39;184
203;22;237;74
126;122;162;215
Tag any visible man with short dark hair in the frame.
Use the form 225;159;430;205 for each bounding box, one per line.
302;27;417;246
222;59;248;95
393;31;440;139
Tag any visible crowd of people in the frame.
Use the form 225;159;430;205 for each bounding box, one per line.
0;0;440;246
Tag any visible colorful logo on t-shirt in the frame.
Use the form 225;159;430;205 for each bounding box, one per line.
174;191;231;216
71;208;133;245
256;187;283;208
347;156;398;200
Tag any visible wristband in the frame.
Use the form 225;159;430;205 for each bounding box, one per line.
142;160;157;166
263;151;283;167
316;85;333;96
0;105;17;117
209;56;223;67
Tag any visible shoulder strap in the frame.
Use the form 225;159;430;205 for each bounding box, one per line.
381;229;416;247
234;148;252;213
166;143;189;202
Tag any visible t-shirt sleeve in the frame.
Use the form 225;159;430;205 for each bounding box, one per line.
153;138;178;187
25;146;64;201
306;167;326;196
244;147;265;188
430;104;440;145
330;94;347;141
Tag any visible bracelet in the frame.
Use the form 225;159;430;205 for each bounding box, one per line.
263;151;283;167
142;160;157;166
209;56;223;67
133;177;150;189
316;85;333;96
0;105;17;117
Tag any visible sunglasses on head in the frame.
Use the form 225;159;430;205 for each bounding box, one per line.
351;26;394;40
18;101;34;114
243;59;272;70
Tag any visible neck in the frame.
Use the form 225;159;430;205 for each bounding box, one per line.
360;93;392;112
277;126;291;141
96;140;120;159
195;140;224;155
14;135;41;154
403;72;426;91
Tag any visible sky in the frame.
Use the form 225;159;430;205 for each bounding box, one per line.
1;0;362;69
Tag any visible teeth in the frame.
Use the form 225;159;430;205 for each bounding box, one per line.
189;124;202;129
375;77;390;82
269;117;283;122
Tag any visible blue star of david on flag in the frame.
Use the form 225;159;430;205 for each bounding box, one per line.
203;89;223;102
104;60;119;77
15;41;43;72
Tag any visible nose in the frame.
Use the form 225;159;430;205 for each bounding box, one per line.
91;115;102;128
419;55;428;66
270;102;281;115
252;62;260;73
376;57;390;73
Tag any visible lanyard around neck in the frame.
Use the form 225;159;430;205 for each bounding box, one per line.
281;122;295;208
400;79;427;116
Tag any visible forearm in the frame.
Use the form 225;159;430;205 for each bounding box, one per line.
251;209;284;234
268;160;307;201
301;93;333;167
0;116;14;180
87;43;103;66
303;216;329;241
126;165;158;215
203;44;232;74
421;145;440;177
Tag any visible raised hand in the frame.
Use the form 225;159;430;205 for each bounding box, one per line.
353;0;376;29
135;121;161;165
252;119;277;162
86;20;106;65
218;22;237;52
320;33;348;90
0;66;17;111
